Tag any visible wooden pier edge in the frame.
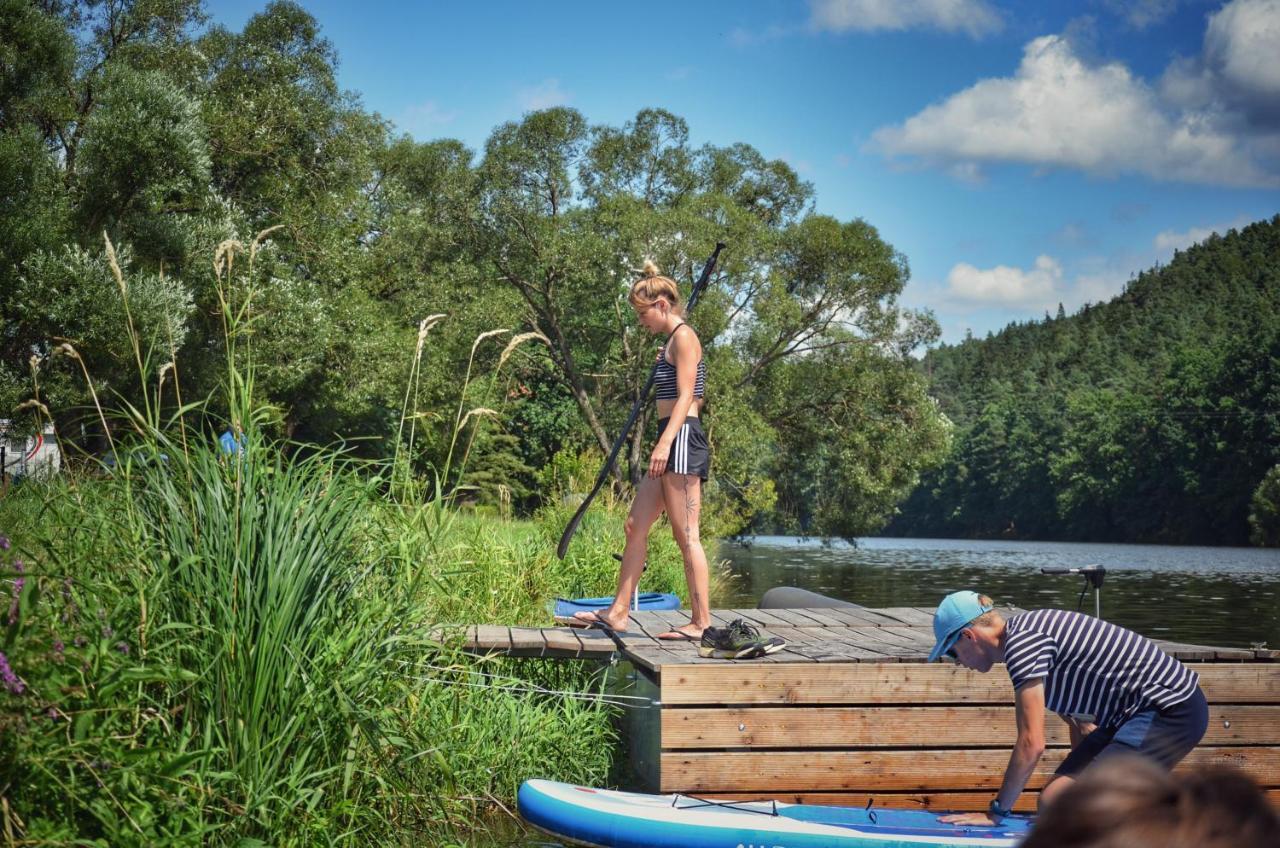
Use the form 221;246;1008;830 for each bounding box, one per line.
446;608;1280;811
649;659;1280;811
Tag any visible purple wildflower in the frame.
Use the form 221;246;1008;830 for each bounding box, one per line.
0;651;23;695
101;625;114;639
115;641;129;655
74;635;88;648
0;535;9;550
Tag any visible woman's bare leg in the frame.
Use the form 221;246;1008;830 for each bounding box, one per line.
659;472;710;639
571;474;665;631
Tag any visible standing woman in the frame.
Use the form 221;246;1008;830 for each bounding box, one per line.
573;260;712;640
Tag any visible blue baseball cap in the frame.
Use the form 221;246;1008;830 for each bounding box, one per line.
928;590;994;662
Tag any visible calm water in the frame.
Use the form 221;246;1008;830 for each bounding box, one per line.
718;536;1280;649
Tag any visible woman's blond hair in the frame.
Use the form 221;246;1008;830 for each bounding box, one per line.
629;259;683;316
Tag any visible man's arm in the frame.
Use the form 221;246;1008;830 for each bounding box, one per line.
1061;713;1096;748
939;680;1047;825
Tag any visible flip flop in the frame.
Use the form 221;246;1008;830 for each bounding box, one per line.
657;629;702;642
570;610;628;633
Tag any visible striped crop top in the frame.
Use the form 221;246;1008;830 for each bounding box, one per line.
653;326;706;401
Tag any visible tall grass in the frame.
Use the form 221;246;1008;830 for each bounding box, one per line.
0;234;655;845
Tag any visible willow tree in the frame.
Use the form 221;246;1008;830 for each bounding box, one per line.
470;107;948;537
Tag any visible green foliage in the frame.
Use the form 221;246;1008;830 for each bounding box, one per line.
1250;465;1280;547
75;66;212;261
5;0;947;534
892;217;1280;545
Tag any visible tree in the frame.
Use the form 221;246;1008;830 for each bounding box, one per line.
472;107;947;536
1249;465;1280;547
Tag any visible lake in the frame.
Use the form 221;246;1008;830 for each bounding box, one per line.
717;536;1280;649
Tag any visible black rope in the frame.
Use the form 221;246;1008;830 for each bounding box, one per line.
671;794;780;817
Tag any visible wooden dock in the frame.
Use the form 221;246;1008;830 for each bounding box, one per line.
456;606;1280;811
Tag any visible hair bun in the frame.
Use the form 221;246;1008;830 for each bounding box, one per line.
641;259;661;278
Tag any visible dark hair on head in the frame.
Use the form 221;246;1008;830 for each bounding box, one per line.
1021;756;1279;848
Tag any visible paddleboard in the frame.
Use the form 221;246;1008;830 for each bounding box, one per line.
518;779;1032;848
553;593;680;618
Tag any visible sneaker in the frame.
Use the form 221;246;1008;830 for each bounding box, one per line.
698;619;786;659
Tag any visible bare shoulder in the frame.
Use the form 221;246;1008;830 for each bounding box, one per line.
671;323;703;357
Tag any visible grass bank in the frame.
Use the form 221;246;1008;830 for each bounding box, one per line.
0;435;702;846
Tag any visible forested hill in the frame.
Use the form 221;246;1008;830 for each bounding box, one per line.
887;215;1280;546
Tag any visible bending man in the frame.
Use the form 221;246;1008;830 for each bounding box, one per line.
926;591;1208;826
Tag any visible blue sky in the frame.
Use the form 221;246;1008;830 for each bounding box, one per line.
209;0;1280;344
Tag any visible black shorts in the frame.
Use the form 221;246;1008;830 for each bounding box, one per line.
657;416;709;480
1056;687;1209;776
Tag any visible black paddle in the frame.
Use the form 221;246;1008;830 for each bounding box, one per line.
556;242;726;559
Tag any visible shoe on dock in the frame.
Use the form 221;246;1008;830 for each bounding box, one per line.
699;619;786;659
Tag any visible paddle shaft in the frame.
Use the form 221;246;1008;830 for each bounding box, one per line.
556;242;725;559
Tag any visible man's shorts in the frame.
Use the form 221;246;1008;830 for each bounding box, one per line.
657;416;709;480
1056;687;1209;776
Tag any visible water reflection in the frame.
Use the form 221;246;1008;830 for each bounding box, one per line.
717;537;1280;649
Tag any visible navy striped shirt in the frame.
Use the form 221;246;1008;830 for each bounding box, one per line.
1004;609;1200;729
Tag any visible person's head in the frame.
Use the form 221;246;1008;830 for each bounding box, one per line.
1021;755;1279;848
927;590;1004;671
629;260;682;332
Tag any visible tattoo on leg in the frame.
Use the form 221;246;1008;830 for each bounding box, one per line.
683;476;698;548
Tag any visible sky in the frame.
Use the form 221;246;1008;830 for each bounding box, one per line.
207;0;1280;345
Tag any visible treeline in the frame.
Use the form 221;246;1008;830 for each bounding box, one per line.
0;0;951;537
888;216;1280;546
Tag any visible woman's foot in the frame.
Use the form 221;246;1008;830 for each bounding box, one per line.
571;609;629;632
657;624;705;641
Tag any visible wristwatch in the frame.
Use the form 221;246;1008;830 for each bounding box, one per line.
988;798;1012;819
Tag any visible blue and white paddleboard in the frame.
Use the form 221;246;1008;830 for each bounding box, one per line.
518;779;1032;848
553;593;681;618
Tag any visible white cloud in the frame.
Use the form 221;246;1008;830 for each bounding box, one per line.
1153;215;1254;253
1099;0;1181;30
397;100;457;137
945;255;1062;306
1205;0;1280;102
517;78;571;111
809;0;1003;38
871;34;1279;187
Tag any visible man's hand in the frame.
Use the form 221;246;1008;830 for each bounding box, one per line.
937;812;1002;826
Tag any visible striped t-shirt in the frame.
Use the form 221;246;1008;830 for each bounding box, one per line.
1003;609;1200;729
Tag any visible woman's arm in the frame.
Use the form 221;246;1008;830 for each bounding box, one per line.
649;326;702;477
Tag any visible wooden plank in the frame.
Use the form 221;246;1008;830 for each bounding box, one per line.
541;627;589;657
873;607;936;626
659;747;1280;793
789;608;847;627
730;609;795;628
661;662;1280;705
823;607;911;628
760;608;827;627
507;626;545;654
662;705;1280;749
471;624;510;650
